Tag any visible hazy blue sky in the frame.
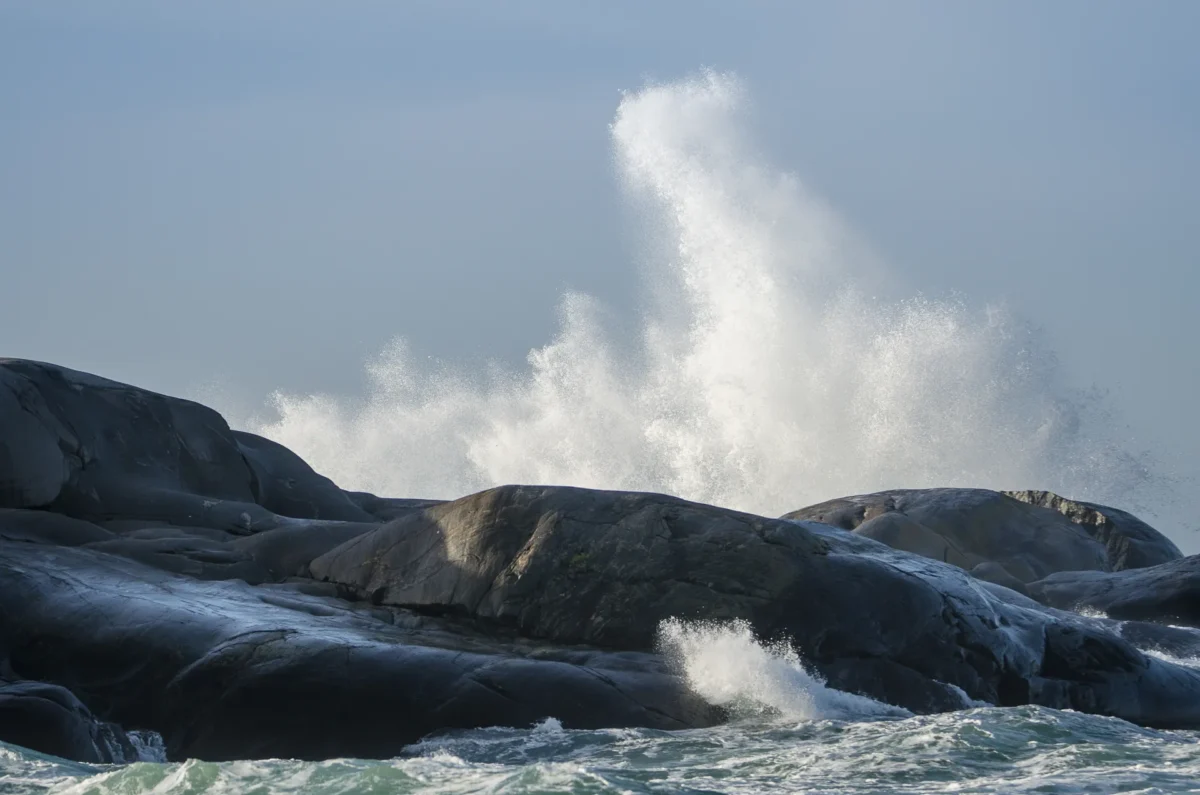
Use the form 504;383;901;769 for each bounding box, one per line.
2;2;1197;540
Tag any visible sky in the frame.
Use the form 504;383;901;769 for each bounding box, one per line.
2;2;1197;544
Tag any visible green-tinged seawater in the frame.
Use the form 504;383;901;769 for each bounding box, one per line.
3;707;1199;795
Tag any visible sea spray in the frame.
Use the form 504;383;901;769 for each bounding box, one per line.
655;618;907;721
7;710;1200;794
254;71;1163;519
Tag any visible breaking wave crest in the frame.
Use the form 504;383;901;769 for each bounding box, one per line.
656;618;907;721
253;70;1163;518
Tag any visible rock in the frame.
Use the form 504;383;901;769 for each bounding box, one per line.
1028;555;1200;627
802;523;1200;727
1112;620;1200;660
311;485;829;650
3;359;1200;761
1005;490;1182;571
103;522;241;543
0;359;265;529
345;492;445;522
0;370;68;508
234;431;374;522
0;507;388;586
0;541;720;762
82;535;271;583
310;484;1200;726
852;512;974;568
0;509;114;547
782;488;1115;584
969;561;1031;596
0;359;380;536
232;520;380;579
0;679;139;763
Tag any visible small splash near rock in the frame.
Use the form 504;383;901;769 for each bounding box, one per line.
93;727;166;765
656;618;908;721
127;731;167;764
531;717;564;734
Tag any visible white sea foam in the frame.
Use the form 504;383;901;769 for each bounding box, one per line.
1143;648;1200;670
656;618;908;721
252;71;1163;519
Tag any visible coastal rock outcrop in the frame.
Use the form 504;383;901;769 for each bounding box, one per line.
310;485;1200;726
0;679;144;763
782;488;1181;588
2;358;1199;764
1005;489;1183;573
1028;555;1200;628
0;540;720;761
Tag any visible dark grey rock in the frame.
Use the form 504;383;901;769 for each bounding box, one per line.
0;371;68;508
783;488;1115;584
0;359;268;531
0;541;720;762
82;535;270;584
105;522;241;543
3;358;1199;763
0;359;383;536
1113;620;1200;660
232;520;379;579
1028;555;1200;628
0;509;114;547
345;491;445;522
310;484;1200;727
970;561;1031;596
853;511;974;568
234;431;373;522
1005;490;1182;571
0;679;140;763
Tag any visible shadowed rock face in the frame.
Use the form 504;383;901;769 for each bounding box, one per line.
0;359;376;532
2;358;1200;763
311;486;832;650
781;488;1182;587
233;431;375;523
0;359;261;528
0;542;719;761
0;679;142;763
1005;490;1183;572
1029;556;1200;628
308;485;1200;727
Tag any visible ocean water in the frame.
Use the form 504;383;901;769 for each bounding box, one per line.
6;708;1200;794
5;620;1200;794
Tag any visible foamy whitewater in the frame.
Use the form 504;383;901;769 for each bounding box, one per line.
252;71;1165;522
5;623;1200;793
11;73;1192;793
656;619;911;722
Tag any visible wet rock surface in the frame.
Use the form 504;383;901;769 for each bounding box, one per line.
0;542;718;761
782;488;1182;584
1;358;1199;763
1005;489;1183;572
1028;555;1200;628
0;678;142;763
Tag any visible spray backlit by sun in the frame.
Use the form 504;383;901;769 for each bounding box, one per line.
255;71;1160;516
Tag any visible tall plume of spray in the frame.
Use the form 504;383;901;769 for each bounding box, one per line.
255;72;1162;517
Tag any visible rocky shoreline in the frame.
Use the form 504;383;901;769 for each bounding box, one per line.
1;358;1198;763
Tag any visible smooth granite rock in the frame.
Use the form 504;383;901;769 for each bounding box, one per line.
781;488;1179;585
1005;490;1182;571
0;541;719;761
0;679;140;763
1028;555;1200;628
309;484;1200;727
0;359;268;532
3;357;1199;764
234;431;374;523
